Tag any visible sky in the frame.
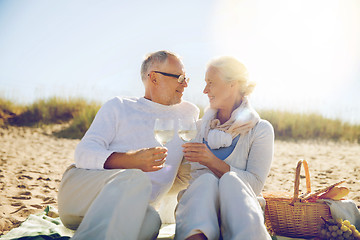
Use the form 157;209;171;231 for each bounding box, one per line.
0;0;360;123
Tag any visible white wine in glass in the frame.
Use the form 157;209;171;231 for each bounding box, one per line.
154;118;175;146
178;118;197;142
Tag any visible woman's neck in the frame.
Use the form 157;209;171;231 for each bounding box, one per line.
216;96;243;124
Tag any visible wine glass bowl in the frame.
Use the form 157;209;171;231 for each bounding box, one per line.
178;118;197;142
154;118;175;146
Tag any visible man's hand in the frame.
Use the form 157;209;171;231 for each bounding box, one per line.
104;147;167;172
131;147;168;172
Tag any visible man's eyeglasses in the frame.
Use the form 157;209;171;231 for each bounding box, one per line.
149;71;189;84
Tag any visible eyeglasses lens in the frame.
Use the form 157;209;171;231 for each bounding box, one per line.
178;75;189;84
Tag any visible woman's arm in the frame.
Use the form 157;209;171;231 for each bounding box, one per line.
183;120;274;195
228;120;274;195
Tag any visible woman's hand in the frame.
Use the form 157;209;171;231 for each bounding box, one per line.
182;143;218;167
182;143;230;178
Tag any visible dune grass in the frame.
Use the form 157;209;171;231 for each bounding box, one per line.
259;110;360;143
0;97;359;143
54;103;100;139
0;98;23;127
0;97;101;139
9;97;92;126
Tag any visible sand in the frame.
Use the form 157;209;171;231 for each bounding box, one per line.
1;125;359;235
0;125;77;234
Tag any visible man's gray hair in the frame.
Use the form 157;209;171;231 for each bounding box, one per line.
140;50;180;81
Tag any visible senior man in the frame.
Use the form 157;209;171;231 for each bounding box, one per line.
58;50;199;240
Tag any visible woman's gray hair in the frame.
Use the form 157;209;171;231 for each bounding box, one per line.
207;56;255;97
140;50;180;81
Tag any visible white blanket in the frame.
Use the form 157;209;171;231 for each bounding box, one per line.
320;199;360;230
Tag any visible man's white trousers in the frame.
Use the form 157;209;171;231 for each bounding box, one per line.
58;165;161;240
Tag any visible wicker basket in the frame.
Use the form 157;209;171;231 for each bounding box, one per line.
263;160;332;238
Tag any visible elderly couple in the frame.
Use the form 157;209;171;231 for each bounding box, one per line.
58;50;274;240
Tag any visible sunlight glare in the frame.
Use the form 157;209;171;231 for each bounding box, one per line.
211;0;360;118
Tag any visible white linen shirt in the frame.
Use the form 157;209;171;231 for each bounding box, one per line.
74;96;199;202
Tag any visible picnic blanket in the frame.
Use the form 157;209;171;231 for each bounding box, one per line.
0;207;307;240
0;206;296;240
0;206;175;240
2;200;359;240
0;206;73;240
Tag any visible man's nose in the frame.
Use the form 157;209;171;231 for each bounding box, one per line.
181;80;188;88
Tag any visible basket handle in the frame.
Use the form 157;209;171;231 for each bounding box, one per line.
291;159;311;204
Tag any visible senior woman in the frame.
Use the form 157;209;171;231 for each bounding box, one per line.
174;56;274;240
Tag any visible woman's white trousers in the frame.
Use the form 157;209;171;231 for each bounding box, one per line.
175;172;271;240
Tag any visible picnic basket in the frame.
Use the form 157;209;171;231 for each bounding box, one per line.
263;159;332;238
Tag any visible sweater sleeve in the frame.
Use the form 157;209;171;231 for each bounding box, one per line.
229;120;274;196
74;98;120;169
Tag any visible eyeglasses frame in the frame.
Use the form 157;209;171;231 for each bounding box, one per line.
149;71;189;84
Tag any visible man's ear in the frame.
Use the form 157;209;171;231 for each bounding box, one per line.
148;72;157;84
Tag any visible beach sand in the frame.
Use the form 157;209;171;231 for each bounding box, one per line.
1;125;359;235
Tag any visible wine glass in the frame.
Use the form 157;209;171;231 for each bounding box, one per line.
154;118;175;146
178;118;197;142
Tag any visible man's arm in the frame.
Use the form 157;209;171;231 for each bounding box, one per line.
75;98;120;169
104;147;168;172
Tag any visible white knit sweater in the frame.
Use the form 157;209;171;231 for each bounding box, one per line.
191;117;274;196
74;96;199;202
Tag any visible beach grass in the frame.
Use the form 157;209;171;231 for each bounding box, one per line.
0;97;23;126
0;96;359;143
0;97;101;139
54;103;100;139
259;110;360;143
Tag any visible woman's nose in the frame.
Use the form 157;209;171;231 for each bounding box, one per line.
203;85;209;94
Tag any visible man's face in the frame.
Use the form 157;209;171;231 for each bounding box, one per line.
151;56;188;105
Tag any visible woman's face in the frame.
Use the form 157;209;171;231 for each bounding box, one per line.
203;66;237;109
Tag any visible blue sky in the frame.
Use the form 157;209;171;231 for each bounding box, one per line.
1;0;360;123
